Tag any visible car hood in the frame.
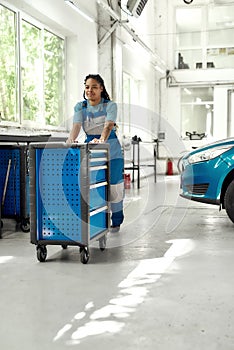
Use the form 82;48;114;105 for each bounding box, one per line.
183;137;234;159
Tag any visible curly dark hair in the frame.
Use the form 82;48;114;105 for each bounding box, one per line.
83;74;111;101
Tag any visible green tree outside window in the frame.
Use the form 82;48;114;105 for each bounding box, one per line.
21;20;42;122
0;5;18;123
0;4;65;128
44;30;65;127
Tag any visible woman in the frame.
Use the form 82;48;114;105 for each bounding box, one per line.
67;74;124;232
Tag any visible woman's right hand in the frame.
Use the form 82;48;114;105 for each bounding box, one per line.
66;123;81;144
66;138;78;144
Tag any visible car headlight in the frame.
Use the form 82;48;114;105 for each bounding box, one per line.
188;147;231;164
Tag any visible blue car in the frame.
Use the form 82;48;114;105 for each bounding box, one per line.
180;138;234;223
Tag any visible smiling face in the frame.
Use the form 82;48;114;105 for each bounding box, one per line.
84;78;103;106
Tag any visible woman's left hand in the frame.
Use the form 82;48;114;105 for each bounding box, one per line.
90;138;105;144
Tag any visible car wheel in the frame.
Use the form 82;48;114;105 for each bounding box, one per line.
224;180;234;224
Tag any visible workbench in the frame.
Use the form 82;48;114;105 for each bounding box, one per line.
124;140;157;189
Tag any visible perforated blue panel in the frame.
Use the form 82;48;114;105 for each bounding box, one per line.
0;149;21;216
36;148;83;242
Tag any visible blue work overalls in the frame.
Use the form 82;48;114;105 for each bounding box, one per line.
82;100;124;227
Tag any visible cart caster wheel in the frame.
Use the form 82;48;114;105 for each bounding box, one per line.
20;219;30;232
80;247;90;264
61;245;67;249
99;235;107;251
37;246;47;262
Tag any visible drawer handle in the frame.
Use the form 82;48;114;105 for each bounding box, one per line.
90;181;108;189
90;165;107;171
90;205;108;216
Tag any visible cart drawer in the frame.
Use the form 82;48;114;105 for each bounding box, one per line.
90;182;107;210
90;158;107;167
90;207;108;238
90;150;108;159
90;165;107;184
90;149;108;167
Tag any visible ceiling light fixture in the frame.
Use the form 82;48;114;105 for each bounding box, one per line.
184;88;192;95
64;0;94;23
154;65;165;74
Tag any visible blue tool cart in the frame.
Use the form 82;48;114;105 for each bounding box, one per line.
29;142;110;264
0;203;2;239
0;145;30;232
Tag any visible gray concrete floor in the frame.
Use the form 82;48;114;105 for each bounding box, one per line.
1;175;234;350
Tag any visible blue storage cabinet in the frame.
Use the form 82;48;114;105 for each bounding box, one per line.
29;142;110;264
0;145;30;232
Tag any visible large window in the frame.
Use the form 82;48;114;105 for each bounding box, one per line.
181;87;214;138
175;4;234;70
207;5;234;69
21;20;43;123
122;72;140;135
176;7;202;70
0;4;65;128
44;30;65;126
